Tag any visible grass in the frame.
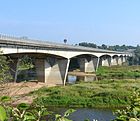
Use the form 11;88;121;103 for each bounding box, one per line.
96;65;140;80
31;79;140;108
30;65;140;108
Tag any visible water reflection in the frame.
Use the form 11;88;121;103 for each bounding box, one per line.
67;75;96;83
69;108;115;121
67;75;77;83
49;107;115;121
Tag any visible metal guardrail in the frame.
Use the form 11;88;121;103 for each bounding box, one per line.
0;34;57;45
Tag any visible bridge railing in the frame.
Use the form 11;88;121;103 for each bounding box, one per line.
0;34;61;46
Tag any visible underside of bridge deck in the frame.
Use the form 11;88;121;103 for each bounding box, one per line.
5;52;128;85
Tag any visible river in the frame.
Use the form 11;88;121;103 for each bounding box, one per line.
50;107;115;121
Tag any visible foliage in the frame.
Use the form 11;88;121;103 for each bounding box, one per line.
96;66;140;80
0;96;75;121
31;76;140;108
55;109;76;121
79;42;97;48
0;51;12;85
14;55;34;82
17;55;34;71
32;65;140;109
129;45;140;65
113;88;140;121
0;96;49;121
0;51;12;96
0;105;7;121
78;42;135;51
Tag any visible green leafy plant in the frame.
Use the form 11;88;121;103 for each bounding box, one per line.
13;55;34;82
0;51;12;86
0;96;76;121
55;109;76;121
0;105;7;121
113;88;140;121
0;96;49;121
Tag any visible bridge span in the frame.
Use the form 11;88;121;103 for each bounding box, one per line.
0;35;131;85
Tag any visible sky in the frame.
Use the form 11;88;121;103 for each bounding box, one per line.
0;0;140;46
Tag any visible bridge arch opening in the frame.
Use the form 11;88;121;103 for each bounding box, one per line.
67;54;98;83
68;54;98;72
99;54;111;67
7;52;67;84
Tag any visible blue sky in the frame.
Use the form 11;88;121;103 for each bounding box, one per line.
0;0;140;46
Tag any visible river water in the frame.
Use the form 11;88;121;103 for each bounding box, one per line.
67;75;97;83
50;107;115;121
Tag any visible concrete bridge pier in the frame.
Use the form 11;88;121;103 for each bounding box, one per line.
122;56;127;63
35;57;70;85
111;56;118;66
118;56;123;65
79;56;98;73
100;55;111;67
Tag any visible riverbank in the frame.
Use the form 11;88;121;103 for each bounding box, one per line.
31;78;140;108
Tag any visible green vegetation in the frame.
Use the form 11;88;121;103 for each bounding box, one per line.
14;55;34;82
113;88;140;121
0;51;12;96
78;42;135;51
0;96;75;121
0;51;12;84
97;65;140;80
31;79;140;108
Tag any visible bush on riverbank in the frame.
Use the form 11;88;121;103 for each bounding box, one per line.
32;79;140;108
96;65;140;80
113;88;140;121
0;95;75;121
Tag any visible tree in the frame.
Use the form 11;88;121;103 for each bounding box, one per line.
0;51;12;96
134;46;140;65
79;42;97;48
13;55;34;82
101;44;107;49
0;51;12;85
113;88;140;121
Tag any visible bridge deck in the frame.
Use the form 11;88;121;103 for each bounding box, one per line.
0;34;126;54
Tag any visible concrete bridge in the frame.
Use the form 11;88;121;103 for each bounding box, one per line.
0;35;131;85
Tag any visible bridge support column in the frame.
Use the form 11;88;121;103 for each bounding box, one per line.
118;56;123;65
111;56;118;66
122;56;127;63
63;59;70;86
35;59;45;83
96;57;100;71
35;58;70;85
100;56;111;67
122;56;128;65
79;57;98;73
